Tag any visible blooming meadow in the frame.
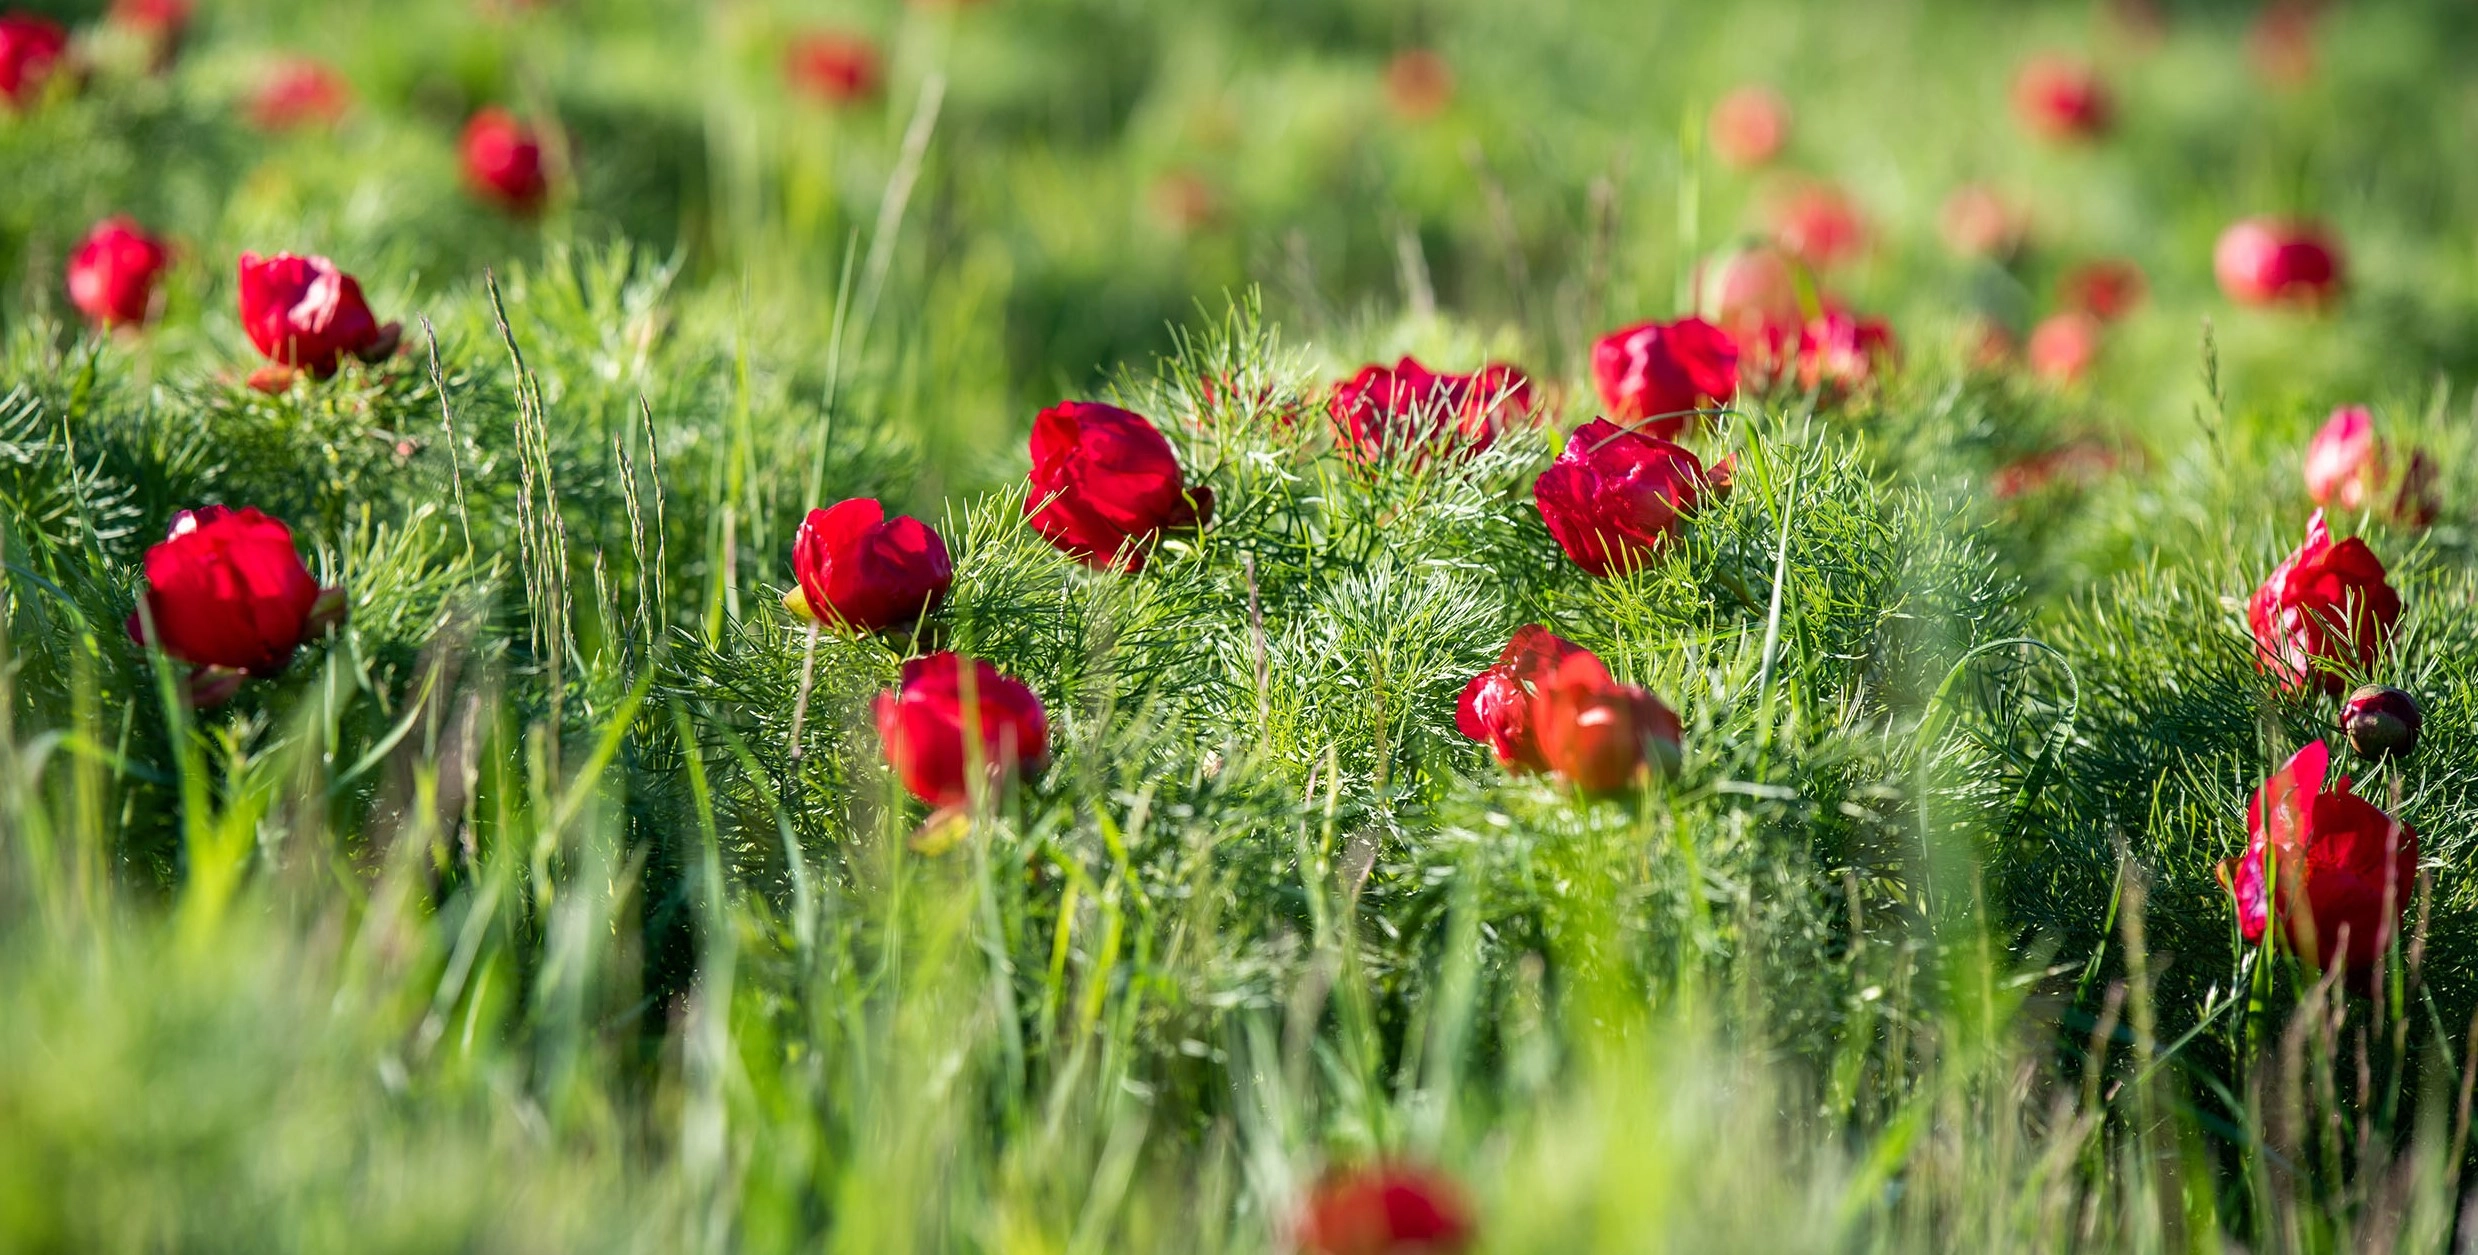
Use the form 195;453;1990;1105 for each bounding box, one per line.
5;0;2478;1250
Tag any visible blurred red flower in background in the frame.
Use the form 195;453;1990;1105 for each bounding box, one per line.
1297;1165;1475;1255
1456;625;1591;774
786;31;882;105
1385;49;1453;120
1939;185;2027;260
250;58;351;131
2058;258;2147;321
461;108;551;214
67;217;170;329
1709;84;1791;169
2027;312;2102;385
2013;53;2113;141
2216;217;2343;307
1535;651;1684;793
0;14;67;109
1767;179;1867;270
236;251;400;377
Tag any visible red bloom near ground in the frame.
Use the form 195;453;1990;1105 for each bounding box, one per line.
1590;317;1739;438
788;498;953;633
1384;49;1452;120
1534;651;1684;793
1709;84;1790;169
461;108;551;214
874;652;1050;808
1025;400;1211;572
1534;418;1713;577
2222;739;2416;971
128;507;338;676
1297;1165;1475;1255
0;14;67;109
2013;54;2112;141
2027;312;2101;385
66;217;171;329
2058;258;2147;322
786;31;882;104
1328;357;1536;462
236;252;400;377
1455;625;1591;774
249;59;351;131
2304;406;2380;511
1794;310;1895;395
2247;510;2400;696
2216;217;2343;307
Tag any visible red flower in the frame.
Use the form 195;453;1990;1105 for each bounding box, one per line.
1589;317;1739;438
2026;312;2102;385
1534;418;1712;577
2342;685;2421;763
874;652;1050;808
787;498;953;633
1938;184;2027;260
1455;625;1591;774
1297;1165;1474;1255
1709;85;1790;169
66;217;170;329
1794;311;1896;395
786;31;882;104
1384;49;1452;121
2216;217;2343;307
2221;740;2416;971
1328;357;1537;462
128;507;343;677
0;14;67;109
2304;406;2379;511
2058;258;2147;322
1025;401;1211;572
1700;246;1806;368
1534;651;1684;793
1766;180;1867;271
249;58;351;131
2013;54;2112;141
2247;510;2400;696
236;252;400;377
461;108;551;214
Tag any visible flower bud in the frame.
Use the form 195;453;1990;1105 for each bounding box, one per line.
2342;685;2421;762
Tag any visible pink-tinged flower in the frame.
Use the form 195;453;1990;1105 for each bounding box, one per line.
1534;651;1683;793
1298;1165;1475;1255
2013;54;2113;142
874;652;1049;808
1455;625;1592;773
460;108;551;214
2248;0;2319;89
1384;49;1452;120
2247;510;2400;696
2221;739;2416;971
1709;85;1790;169
2305;406;2380;511
1766;180;1867;271
236;252;400;377
786;31;882;104
248;58;351;131
787;498;953;633
2341;685;2421;763
66;217;170;329
1589;317;1738;438
127;506;345;678
1328;357;1537;462
2058;258;2147;322
2216;217;2343;308
1700;246;1806;350
1939;185;2027;260
1794;311;1896;395
0;14;67;109
2027;312;2102;385
1534;418;1713;577
1026;401;1211;572
109;0;190;67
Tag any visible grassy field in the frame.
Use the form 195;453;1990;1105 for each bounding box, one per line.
5;0;2478;1250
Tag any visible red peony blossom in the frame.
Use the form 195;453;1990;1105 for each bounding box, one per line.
249;58;351;131
2216;217;2343;308
2304;406;2380;511
2026;312;2102;385
1939;184;2027;260
2221;739;2416;971
1455;625;1592;774
1534;651;1684;794
236;251;400;377
786;30;882;104
1767;180;1867;271
1025;400;1211;572
128;506;344;678
2058;258;2147;322
1328;356;1537;463
460;108;551;214
2013;54;2113;142
1384;49;1452;120
1794;311;1896;395
874;652;1050;809
1709;85;1790;169
787;498;953;633
0;14;67;109
66;217;171;329
1589;317;1739;438
1534;418;1713;577
1297;1165;1475;1255
2247;510;2400;696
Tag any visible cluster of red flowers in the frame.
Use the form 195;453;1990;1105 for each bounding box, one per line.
1455;626;1683;793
